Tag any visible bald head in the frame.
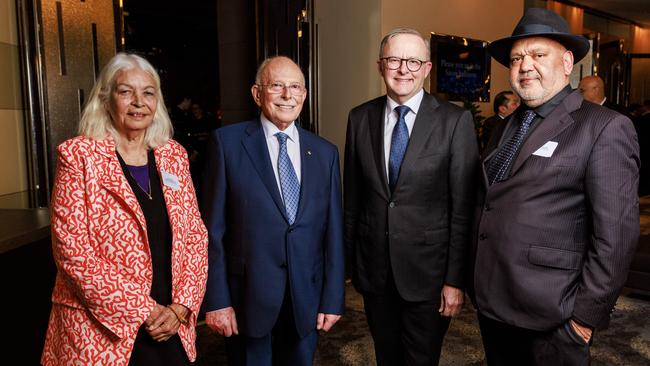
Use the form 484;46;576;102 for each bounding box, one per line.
251;56;307;130
255;56;305;86
579;75;605;105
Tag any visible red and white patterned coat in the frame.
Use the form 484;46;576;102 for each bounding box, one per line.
41;136;208;365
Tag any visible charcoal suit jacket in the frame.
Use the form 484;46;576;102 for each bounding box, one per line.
344;92;479;301
471;90;640;331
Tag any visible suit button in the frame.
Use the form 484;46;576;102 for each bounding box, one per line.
280;262;287;268
479;233;487;240
389;201;395;208
288;228;294;233
484;203;492;211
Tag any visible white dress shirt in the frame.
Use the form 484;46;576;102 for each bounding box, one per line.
383;89;425;177
261;115;302;200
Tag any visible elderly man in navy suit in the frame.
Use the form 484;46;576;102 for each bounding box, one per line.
202;56;344;366
471;8;639;365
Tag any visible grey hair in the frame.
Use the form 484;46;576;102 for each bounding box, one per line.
379;27;431;60
78;52;173;148
254;56;305;85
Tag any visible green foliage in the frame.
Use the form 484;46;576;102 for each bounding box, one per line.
461;98;485;138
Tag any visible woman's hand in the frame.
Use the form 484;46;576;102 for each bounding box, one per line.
144;303;165;327
145;304;182;342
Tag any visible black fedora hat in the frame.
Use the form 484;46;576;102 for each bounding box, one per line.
488;8;590;67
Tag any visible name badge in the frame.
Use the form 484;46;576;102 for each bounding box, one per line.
161;171;180;190
532;141;558;158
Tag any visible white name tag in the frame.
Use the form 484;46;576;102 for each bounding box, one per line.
532;141;558;158
161;171;180;190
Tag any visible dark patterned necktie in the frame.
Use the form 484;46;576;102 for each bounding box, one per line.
487;110;536;185
389;105;411;191
275;132;300;224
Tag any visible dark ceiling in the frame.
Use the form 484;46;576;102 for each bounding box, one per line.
569;0;650;28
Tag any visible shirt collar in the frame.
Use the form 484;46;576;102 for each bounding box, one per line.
260;114;299;142
532;85;572;118
386;89;425;118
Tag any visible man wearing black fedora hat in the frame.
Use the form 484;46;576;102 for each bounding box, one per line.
470;8;639;365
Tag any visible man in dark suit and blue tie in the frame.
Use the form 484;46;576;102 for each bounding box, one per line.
202;56;345;366
471;8;640;365
344;28;479;365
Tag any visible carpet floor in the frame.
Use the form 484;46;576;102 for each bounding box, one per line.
194;284;650;365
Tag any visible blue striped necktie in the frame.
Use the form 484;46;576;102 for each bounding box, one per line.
487;109;536;185
275;132;300;224
389;105;411;191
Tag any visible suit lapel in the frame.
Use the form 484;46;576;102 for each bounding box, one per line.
96;138;148;237
481;115;512;188
242;120;289;222
294;126;312;223
395;94;439;189
480;152;494;189
509;91;580;176
368;98;390;197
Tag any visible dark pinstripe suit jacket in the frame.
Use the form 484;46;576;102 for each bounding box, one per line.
471;89;640;331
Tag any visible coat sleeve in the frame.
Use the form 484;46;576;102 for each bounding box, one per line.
201;130;232;311
319;147;345;314
573;114;640;328
171;146;209;323
50;142;156;339
445;110;480;288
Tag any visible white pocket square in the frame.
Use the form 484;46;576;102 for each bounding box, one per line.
532;141;558;157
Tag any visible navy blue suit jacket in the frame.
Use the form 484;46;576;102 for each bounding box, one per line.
202;119;345;338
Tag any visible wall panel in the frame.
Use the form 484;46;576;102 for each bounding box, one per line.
0;0;27;204
39;0;116;169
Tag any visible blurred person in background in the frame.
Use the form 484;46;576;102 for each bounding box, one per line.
480;91;520;151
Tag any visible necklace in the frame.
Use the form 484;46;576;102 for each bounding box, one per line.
140;178;153;200
128;170;153;200
116;150;153;200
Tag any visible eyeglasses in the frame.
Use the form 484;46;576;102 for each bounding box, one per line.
258;82;306;95
380;57;428;72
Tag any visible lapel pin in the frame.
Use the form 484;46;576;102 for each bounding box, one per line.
307;150;312;155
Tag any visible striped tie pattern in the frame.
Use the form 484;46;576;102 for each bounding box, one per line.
275;132;300;224
487;109;536;185
389;105;411;191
